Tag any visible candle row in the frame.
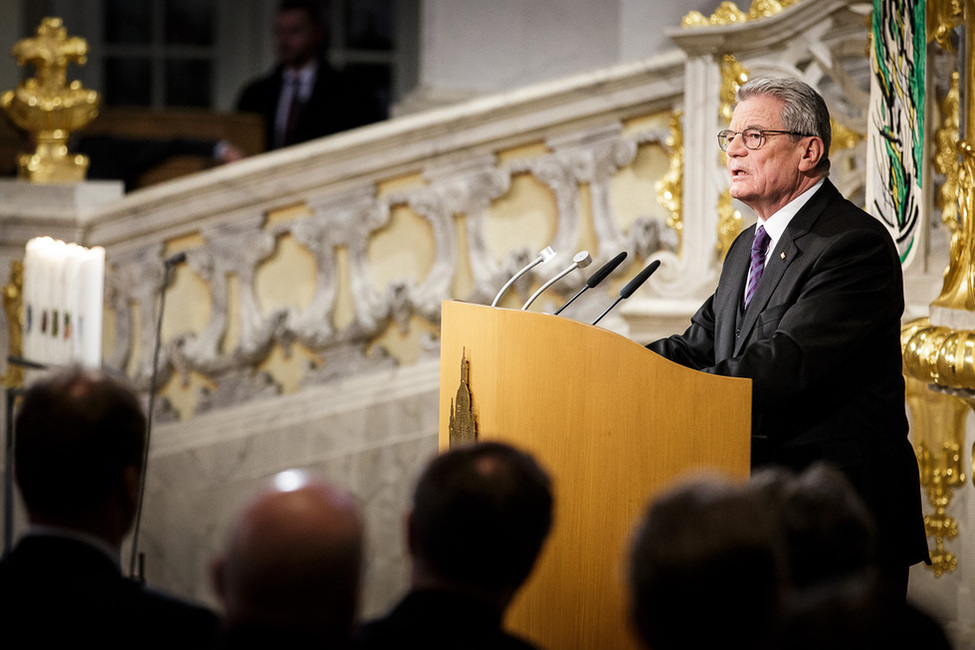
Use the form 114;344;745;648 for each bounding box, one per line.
22;236;105;370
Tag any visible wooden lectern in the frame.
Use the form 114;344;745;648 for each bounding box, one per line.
438;301;751;649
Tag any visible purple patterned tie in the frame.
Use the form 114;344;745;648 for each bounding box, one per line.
744;225;770;308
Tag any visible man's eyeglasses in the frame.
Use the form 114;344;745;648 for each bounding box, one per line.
717;128;815;152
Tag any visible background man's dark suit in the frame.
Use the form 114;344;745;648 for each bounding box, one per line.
0;535;218;649
236;63;383;151
648;180;928;569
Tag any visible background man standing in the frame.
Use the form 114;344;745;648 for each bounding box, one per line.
237;0;384;151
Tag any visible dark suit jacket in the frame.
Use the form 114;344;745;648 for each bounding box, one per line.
648;180;928;568
236;62;384;151
0;535;219;649
354;589;540;650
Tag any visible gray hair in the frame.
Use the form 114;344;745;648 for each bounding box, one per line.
737;76;831;175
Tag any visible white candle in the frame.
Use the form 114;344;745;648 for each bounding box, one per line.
78;246;105;369
62;243;83;364
21;237;106;371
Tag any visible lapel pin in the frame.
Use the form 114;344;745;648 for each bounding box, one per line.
780;252;786;260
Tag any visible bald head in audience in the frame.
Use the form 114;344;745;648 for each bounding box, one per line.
213;480;363;642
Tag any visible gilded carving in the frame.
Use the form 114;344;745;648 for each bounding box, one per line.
720;55;749;125
716;191;743;259
747;0;796;19
655;111;684;253
711;2;749;24
935;73;961;236
1;261;24;389
928;0;964;51
931;142;975;312
829;119;865;155
717;57;749;259
681;0;799;28
0;17;99;183
904;373;966;577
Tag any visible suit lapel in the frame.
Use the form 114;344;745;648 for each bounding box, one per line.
732;180;839;356
713;227;753;361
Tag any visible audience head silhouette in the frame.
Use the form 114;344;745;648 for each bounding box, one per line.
213;477;363;643
14;367;146;547
409;441;554;609
629;474;781;650
749;461;876;590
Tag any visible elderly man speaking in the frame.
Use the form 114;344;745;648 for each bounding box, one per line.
647;76;928;599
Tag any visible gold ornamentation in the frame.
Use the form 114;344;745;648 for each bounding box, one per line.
720;55;749;124
715;56;748;258
901;317;975;390
680;11;711;27
904;372;966;577
830;118;865;154
681;0;799;27
711;1;749;24
0;17;99;183
448;351;477;447
928;0;964;50
1;261;24;389
935;72;962;237
655;111;684;253
931;141;975;312
716;190;743;259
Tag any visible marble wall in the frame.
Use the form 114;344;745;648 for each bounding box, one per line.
133;360;440;617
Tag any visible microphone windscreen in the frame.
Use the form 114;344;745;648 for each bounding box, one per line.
164;252;188;267
619;260;661;299
585;251;627;289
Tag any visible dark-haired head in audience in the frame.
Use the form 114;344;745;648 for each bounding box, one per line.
750;462;952;649
356;441;554;649
15;368;146;544
0;368;218;648
749;462;876;590
213;478;363;646
628;474;782;650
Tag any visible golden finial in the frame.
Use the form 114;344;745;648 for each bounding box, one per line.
0;17;100;183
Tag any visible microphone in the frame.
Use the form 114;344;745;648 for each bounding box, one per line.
163;251;187;267
591;259;661;326
553;251;627;315
130;249;184;580
521;251;593;311
491;246;557;307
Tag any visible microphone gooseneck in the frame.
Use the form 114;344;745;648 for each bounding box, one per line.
553;251;627;316
129;255;180;580
491;246;557;307
592;259;661;326
521;251;592;311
